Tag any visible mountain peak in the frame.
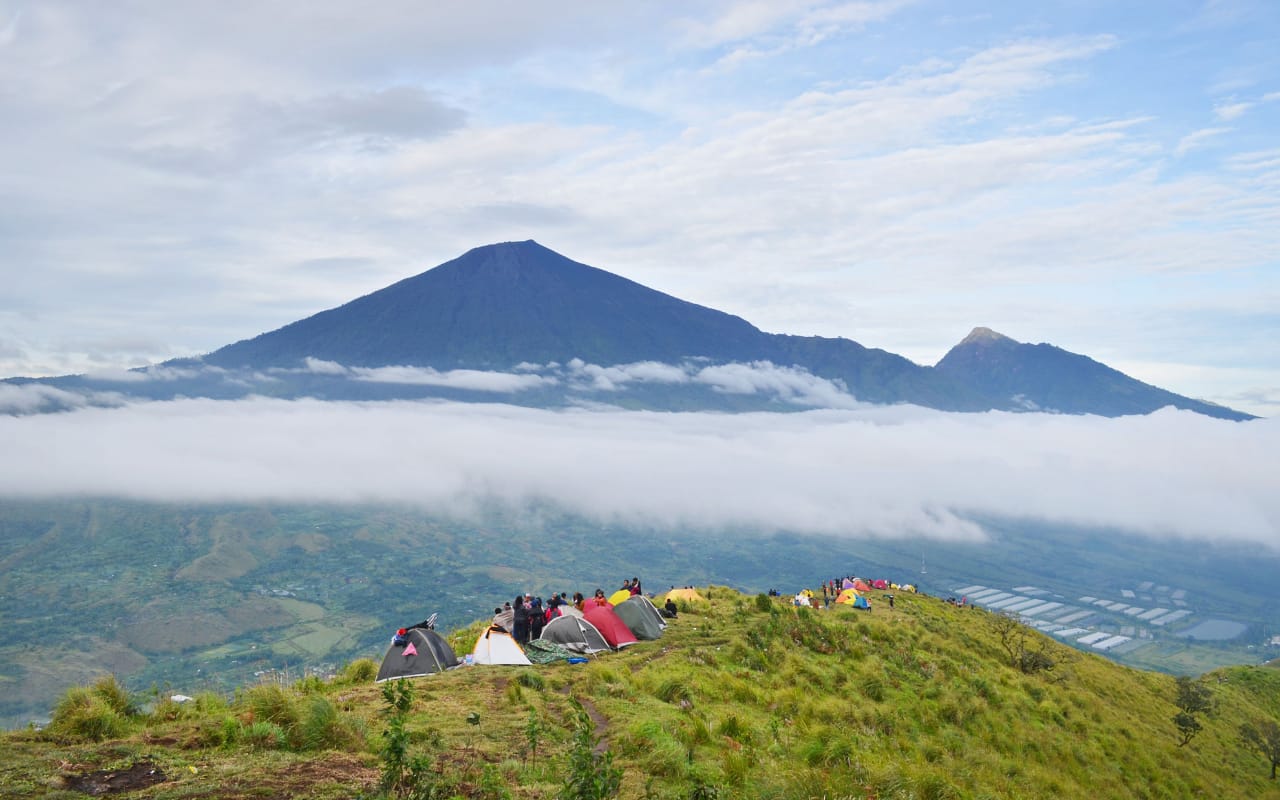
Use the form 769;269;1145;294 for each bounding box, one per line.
958;327;1017;347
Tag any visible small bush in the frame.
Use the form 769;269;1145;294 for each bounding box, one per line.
91;674;136;716
654;676;693;704
242;720;287;750
293;674;326;694
754;593;773;613
194;714;240;748
298;695;363;751
862;676;887;702
340;658;379;684
714;713;752;745
516;670;545;691
193;692;229;715
47;686;129;742
242;683;299;731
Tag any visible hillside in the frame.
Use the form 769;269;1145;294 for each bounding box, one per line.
3;499;1278;732
5;586;1280;799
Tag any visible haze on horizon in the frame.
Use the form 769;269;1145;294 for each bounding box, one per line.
1;396;1276;550
0;2;1277;416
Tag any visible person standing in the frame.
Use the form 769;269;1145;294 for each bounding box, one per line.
512;594;530;643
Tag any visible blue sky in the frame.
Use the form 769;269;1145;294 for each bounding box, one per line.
0;0;1277;415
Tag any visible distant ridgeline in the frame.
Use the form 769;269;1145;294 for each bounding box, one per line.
2;240;1254;419
1;499;1277;731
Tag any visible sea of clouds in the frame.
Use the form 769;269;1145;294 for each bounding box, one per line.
2;393;1275;549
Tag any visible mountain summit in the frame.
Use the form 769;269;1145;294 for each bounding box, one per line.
4;241;1253;419
205;240;773;370
935;327;1247;418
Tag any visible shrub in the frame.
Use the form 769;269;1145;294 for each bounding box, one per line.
194;714;240;748
91;674;136;716
516;670;545;691
242;683;299;731
653;676;693;704
47;686;129;742
298;695;363;751
340;658;379;684
242;720;288;750
754;593;773;613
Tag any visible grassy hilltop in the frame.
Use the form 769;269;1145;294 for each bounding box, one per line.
4;587;1280;799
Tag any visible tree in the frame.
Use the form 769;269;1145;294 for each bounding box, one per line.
991;612;1056;674
1172;676;1214;747
1240;718;1280;780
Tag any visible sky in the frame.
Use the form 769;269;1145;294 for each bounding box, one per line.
0;1;1277;420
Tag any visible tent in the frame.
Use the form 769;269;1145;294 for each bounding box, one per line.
614;596;664;640
835;588;860;605
583;605;639;649
871;579;888;590
662;588;703;604
471;627;532;666
376;627;459;682
793;593;812;607
841;578;855;589
853;579;872;593
540;614;611;654
558;604;584;618
608;589;632;607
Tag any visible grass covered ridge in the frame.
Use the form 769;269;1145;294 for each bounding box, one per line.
4;587;1280;799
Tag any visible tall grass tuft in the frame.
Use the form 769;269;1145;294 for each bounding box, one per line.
297;694;364;751
46;686;130;742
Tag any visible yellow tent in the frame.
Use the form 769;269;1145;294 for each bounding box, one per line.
798;589;815;598
608;589;633;607
663;587;704;603
835;588;860;605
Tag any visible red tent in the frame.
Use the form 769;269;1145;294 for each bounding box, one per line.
871;579;888;590
853;579;872;592
583;605;638;649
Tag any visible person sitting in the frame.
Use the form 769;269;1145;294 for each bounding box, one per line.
572;591;585;612
492;606;514;633
630;576;642;595
663;597;678;618
591;588;610;607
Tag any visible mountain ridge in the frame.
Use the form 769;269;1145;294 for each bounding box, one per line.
2;240;1254;419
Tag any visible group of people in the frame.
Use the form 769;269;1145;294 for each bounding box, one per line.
489;577;648;644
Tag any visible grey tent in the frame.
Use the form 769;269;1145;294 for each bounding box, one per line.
376;627;459;682
614;595;665;640
539;614;611;654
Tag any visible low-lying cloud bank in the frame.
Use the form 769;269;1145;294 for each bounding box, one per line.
1;397;1275;548
0;357;863;414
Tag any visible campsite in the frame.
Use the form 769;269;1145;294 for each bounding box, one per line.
6;584;1280;800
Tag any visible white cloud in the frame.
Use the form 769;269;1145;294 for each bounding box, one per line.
567;359;691;391
0;383;126;414
1175;126;1231;156
1;399;1276;549
694;361;860;408
350;366;558;393
1213;100;1253;121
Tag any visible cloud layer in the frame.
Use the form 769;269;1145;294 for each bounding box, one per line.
2;398;1274;549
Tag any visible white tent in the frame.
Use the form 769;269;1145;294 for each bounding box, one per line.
471;627;532;666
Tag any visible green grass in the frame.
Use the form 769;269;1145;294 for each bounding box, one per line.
5;586;1280;799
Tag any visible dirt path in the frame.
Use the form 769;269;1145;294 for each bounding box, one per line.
576;696;610;755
